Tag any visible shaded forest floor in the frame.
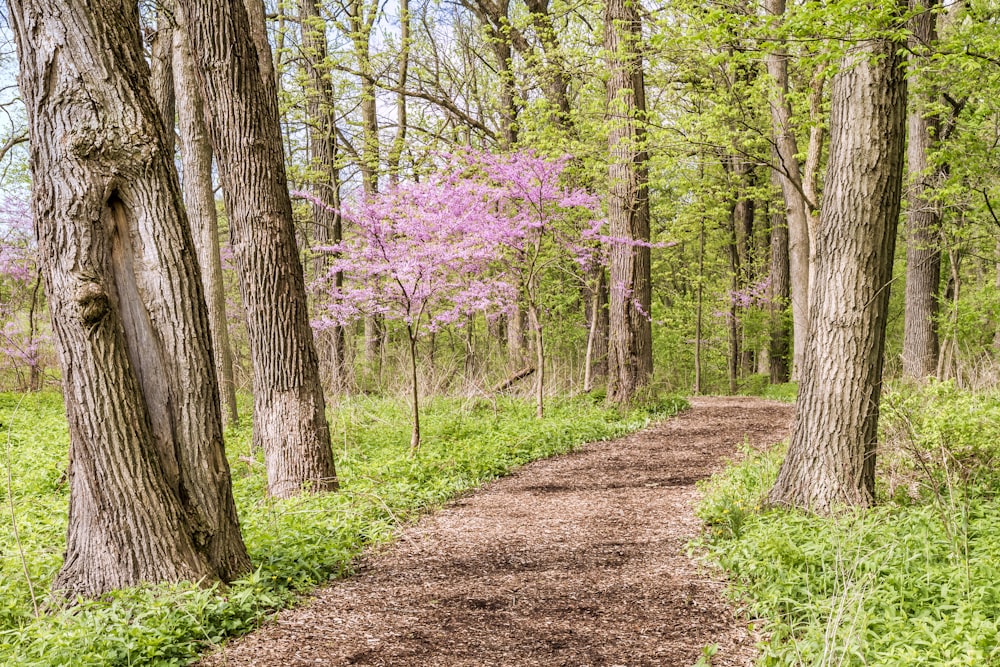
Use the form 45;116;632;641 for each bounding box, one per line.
199;397;792;666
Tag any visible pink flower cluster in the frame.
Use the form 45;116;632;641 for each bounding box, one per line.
299;149;607;337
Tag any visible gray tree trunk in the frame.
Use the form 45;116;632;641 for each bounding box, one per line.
769;29;907;512
299;0;348;392
605;0;653;403
9;0;249;597
902;0;943;380
172;5;241;426
764;0;812;381
177;0;338;498
769;169;791;384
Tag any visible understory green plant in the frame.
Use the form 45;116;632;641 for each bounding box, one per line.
0;391;684;666
696;382;1000;666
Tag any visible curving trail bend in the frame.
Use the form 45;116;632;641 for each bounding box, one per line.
199;396;793;667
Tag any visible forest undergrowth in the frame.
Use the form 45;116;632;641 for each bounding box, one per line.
697;381;1000;666
0;391;684;666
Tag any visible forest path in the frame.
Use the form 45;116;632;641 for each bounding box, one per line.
199;396;793;666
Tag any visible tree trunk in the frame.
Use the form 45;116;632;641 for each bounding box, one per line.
172;6;241;427
605;0;653;403
902;0;943;380
348;0;384;366
768;29;907;512
529;303;545;418
583;267;608;392
726;200;740;395
10;0;249;597
388;0;410;183
149;6;175;148
300;0;347;393
407;326;421;451
764;0;812;381
177;0;338;498
769;169;791;384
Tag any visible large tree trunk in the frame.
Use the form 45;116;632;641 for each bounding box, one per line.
177;0;338;498
764;0;812;381
768;29;907;512
172;6;241;426
300;0;348;392
902;0;943;380
604;0;653;403
10;0;249;597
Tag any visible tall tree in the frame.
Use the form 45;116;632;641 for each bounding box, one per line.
902;0;943;380
605;0;653;403
9;0;250;596
769;22;907;512
300;0;348;391
176;0;338;497
764;0;814;380
768;168;791;383
172;4;241;425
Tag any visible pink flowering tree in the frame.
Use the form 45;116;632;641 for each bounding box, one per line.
0;192;43;390
455;150;605;419
300;172;517;451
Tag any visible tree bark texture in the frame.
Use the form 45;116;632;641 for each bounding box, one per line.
299;0;347;392
768;32;907;512
9;0;249;597
902;0;943;380
177;0;338;498
604;0;653;403
172;5;241;426
769;169;791;384
149;6;175;148
764;0;812;381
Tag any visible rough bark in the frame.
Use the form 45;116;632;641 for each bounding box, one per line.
605;0;653;403
173;4;241;426
388;0;410;182
177;0;338;498
902;0;943;380
299;0;347;392
769;169;791;384
768;30;907;512
9;0;249;597
149;6;175;147
764;0;812;381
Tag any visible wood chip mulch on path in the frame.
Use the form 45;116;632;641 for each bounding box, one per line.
199;396;792;666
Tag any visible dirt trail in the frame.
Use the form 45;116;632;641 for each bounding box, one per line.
200;396;792;666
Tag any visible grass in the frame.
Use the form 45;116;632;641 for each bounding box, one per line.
0;391;685;666
696;381;1000;666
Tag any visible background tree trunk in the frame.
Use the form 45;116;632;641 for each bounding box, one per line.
605;0;653;403
173;4;241;426
769;169;791;384
178;0;338;498
764;0;812;381
769;30;907;512
902;0;943;380
10;0;249;597
300;0;348;392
